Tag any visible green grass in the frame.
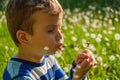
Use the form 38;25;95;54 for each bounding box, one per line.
0;6;120;79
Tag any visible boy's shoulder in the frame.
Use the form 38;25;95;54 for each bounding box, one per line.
2;55;56;79
2;57;32;79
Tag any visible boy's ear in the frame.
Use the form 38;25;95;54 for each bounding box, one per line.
16;30;31;45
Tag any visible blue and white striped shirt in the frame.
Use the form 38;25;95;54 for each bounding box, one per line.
3;55;86;80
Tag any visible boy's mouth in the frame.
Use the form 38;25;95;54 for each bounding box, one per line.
57;43;63;50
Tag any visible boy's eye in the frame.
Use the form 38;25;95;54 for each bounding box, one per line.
48;29;54;33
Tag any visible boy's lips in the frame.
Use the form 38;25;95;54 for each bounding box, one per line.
57;43;63;49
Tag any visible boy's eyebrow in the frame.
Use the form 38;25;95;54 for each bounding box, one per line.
47;24;62;27
47;22;62;28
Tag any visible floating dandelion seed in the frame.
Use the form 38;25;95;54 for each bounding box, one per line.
63;67;69;73
55;51;62;58
44;46;49;51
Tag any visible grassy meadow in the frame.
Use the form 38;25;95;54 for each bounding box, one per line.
0;4;120;80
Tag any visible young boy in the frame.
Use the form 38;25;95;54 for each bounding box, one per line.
3;0;96;80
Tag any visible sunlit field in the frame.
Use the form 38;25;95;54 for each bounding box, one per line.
0;6;120;79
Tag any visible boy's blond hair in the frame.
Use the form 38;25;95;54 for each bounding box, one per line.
5;0;63;46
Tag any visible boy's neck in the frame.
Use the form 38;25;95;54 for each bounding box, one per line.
16;48;44;63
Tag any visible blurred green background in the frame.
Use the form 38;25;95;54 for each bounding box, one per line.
0;0;120;80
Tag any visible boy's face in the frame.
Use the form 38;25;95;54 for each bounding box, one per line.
27;10;63;55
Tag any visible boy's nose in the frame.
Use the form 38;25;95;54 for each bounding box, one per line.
56;30;63;42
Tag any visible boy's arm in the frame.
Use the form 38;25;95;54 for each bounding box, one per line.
70;49;97;80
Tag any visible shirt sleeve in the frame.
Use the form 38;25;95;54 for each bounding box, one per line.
69;61;87;80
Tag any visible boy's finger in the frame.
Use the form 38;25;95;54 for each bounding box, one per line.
76;59;84;64
78;53;90;59
77;59;90;69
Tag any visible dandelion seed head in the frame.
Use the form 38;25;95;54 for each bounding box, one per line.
74;47;79;51
104;37;109;41
71;36;77;42
97;56;102;62
5;46;9;51
108;31;112;34
103;64;108;68
103;30;107;34
85;32;90;37
114;18;119;22
106;42;110;46
108;19;112;25
96;37;101;42
109;55;115;61
90;33;96;39
115;33;120;40
88;44;96;51
103;22;107;27
97;34;102;38
70;30;74;34
98;10;102;14
109;26;115;31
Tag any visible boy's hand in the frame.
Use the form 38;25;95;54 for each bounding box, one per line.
73;49;97;80
74;49;97;66
73;58;92;80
